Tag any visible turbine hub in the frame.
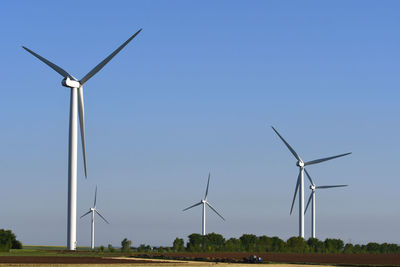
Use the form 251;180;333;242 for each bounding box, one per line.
296;161;304;167
310;185;316;190
62;77;80;88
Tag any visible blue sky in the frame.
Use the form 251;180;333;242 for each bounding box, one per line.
0;1;399;247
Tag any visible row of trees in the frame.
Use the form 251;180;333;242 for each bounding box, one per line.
170;233;400;254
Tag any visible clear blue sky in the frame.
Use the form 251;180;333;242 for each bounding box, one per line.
0;0;399;247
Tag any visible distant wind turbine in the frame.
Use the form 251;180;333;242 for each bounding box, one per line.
304;172;348;238
23;29;142;250
271;126;351;238
81;186;109;250
183;173;225;235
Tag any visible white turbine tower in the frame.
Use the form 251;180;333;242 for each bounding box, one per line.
81;186;109;250
183;173;225;236
271;126;351;238
23;29;142;250
304;172;348;239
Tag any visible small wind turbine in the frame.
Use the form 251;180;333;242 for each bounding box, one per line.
183;173;225;236
271;126;351;238
304;172;348;238
80;186;109;250
23;29;142;250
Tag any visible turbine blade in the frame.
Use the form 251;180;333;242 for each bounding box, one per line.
290;171;301;215
206;202;225;221
95;209;110;224
271;126;302;162
94;186;97;208
304;152;351;166
182;201;202;211
304;168;314;185
316;185;348;189
205;173;210;200
80;210;91;219
304;193;313;214
80;29;142;85
22;46;72;78
78;86;87;178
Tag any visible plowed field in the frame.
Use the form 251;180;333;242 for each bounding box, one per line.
137;252;400;265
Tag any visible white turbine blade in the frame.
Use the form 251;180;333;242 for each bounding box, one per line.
78;86;87;178
22;46;72;78
304;193;312;214
304;168;315;185
316;185;348;189
80;210;91;219
290;171;301;215
271;126;302;162
95;209;110;224
93;186;97;208
80;29;142;85
304;152;351;166
205;173;210;200
206;202;225;221
182;201;202;211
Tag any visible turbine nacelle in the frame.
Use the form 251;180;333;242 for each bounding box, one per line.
62;77;80;88
310;185;316;190
296;161;305;168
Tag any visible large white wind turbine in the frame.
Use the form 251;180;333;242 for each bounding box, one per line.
304;172;348;238
23;29;142;250
271;126;351;238
183;173;225;236
81;186;109;250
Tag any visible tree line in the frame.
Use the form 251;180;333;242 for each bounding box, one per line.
168;233;400;254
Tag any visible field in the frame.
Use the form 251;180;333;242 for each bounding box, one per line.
136;251;400;265
0;247;399;266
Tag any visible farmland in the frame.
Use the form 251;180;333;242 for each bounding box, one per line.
1;247;400;266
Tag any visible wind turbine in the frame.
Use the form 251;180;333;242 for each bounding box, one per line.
271;126;351;238
23;29;142;250
183;173;225;235
81;186;109;250
304;172;348;238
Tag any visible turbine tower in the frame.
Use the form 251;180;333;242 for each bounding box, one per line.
23;29;142;250
271;126;351;238
304;172;348;238
81;186;109;250
183;173;225;235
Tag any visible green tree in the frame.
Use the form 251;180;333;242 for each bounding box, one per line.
366;242;380;253
307;238;324;253
172;238;185;252
0;230;22;252
324;238;344;253
257;235;273;252
286;237;308;253
187;233;203;252
121;238;132;252
108;244;115;252
271;236;285;252
224;238;241;252
240;234;258;252
204;233;225;252
343;243;354;254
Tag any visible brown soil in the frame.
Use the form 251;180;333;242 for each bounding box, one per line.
137;252;400;266
0;256;168;264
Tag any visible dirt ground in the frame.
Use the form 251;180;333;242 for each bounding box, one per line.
136;252;400;265
0;253;399;266
0;255;336;267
